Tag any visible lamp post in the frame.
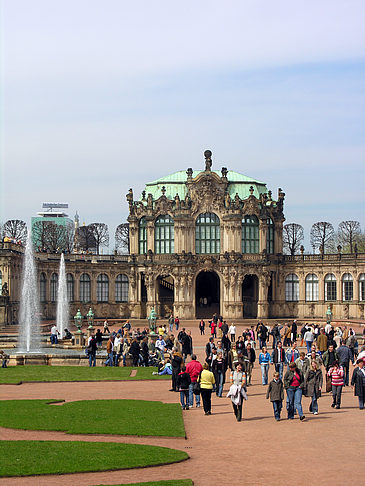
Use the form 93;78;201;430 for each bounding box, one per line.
86;307;94;339
73;309;84;347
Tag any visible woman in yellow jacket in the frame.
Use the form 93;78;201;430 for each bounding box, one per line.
198;363;215;415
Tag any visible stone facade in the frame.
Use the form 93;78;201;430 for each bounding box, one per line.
1;152;364;324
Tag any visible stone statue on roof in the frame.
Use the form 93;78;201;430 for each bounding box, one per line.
204;150;212;171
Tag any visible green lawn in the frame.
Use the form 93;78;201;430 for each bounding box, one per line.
96;481;193;486
0;366;170;384
0;441;188;477
0;399;185;437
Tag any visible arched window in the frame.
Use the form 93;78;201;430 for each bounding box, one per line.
242;215;259;254
285;273;299;302
97;273;109;302
50;273;58;302
155;215;174;254
325;273;337;301
305;274;319;301
80;273;91;303
115;274;129;302
0;269;2;296
139;217;147;254
342;273;353;301
266;218;275;254
67;273;74;302
195;212;220;254
359;274;365;302
40;273;47;302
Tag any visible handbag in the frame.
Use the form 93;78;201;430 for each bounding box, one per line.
193;382;201;395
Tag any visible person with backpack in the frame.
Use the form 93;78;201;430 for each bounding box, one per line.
177;365;191;410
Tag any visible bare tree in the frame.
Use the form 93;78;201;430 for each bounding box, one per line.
283;223;304;255
337;220;361;253
115;223;130;254
3;219;27;245
88;223;109;254
76;225;97;253
32;221;52;251
64;222;75;253
310;221;335;253
32;221;67;252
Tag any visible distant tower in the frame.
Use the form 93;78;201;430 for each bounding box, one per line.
73;212;80;252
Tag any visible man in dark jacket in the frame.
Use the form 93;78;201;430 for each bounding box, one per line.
271;341;286;379
242;342;256;385
351;358;365;409
337;340;354;386
170;348;183;392
266;371;284;421
88;334;97;367
181;330;193;360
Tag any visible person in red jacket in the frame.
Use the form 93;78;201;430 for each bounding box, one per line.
186;354;203;408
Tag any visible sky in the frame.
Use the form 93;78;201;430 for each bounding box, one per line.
1;0;364;250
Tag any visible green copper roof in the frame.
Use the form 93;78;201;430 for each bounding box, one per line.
142;170;267;201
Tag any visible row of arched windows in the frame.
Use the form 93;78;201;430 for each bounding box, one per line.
40;273;129;303
139;213;274;255
285;273;365;302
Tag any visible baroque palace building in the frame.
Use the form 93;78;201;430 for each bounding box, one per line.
1;150;365;325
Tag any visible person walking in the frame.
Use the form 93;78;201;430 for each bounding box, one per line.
284;362;306;421
266;371;284;421
317;329;328;355
328;360;344;409
228;323;236;342
198;363;215;415
168;315;174;333
337;340;354;386
259;346;271;385
304;327;315;354
104;336;114;366
350;358;365;410
181;330;193;361
271;341;285;380
87;334;97;367
177;365;191;410
228;362;247;422
170;348;183;392
212;351;225;397
242;342;256;385
129;338;141;367
103;320;111;334
174;316;180;331
186;354;203;408
95;328;103;348
199;319;205;335
305;361;323;415
285;342;300;370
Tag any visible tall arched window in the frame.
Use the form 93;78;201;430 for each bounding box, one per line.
115;274;129;302
155;215;174;254
50;273;58;302
242;215;259;254
359;274;365;302
40;272;47;302
305;274;319;301
139;217;147;254
97;273;109;302
195;212;220;254
325;273;337;301
285;273;299;301
342;273;353;301
80;273;91;303
266;218;275;254
67;273;74;302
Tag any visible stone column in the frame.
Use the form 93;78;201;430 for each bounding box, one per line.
146;220;155;253
129;222;139;254
109;273;116;303
145;273;157;316
259;220;267;253
257;274;269;319
274;220;284;254
74;272;80;302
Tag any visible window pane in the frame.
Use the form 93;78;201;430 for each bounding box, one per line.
195;213;220;254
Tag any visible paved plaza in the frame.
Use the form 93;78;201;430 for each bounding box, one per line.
0;321;364;486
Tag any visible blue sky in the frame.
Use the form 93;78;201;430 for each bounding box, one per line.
1;0;364;249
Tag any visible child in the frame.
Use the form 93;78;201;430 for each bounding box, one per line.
177;365;191;410
266;371;284;421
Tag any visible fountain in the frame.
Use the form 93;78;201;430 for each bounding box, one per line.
56;253;69;339
18;233;41;353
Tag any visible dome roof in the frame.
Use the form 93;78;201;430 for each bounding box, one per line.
143;170;267;201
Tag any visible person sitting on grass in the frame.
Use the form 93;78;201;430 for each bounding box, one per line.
152;359;173;376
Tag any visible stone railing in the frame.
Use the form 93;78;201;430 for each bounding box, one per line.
284;253;365;263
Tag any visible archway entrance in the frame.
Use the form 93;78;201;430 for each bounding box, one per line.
195;271;220;318
157;275;174;318
242;274;258;318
